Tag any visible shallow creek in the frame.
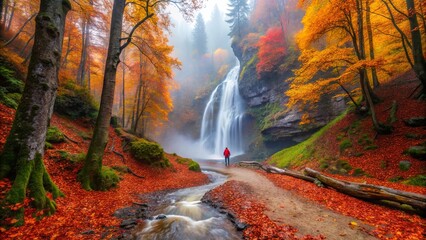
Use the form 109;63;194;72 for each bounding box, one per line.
134;171;241;240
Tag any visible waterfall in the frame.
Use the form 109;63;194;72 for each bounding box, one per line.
199;64;245;158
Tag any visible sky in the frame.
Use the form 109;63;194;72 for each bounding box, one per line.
167;0;227;27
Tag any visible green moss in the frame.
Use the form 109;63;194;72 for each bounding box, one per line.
111;165;129;173
54;80;98;121
56;150;85;163
364;145;378;150
389;176;404;182
130;139;168;167
357;134;373;145
398;161;411;171
99;166;120;191
239;54;257;80
319;160;329;170
354;152;364;157
248;102;282;131
339;139;352;152
110;116;119;128
352;168;366;177
188;161;201;172
336;133;345;141
0;64;24;108
270;112;347;168
336;160;353;171
45;142;53;149
46;126;65;143
404;146;426;160
403;175;426;187
176;157;201;172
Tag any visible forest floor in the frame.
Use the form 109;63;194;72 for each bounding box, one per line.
0;103;209;239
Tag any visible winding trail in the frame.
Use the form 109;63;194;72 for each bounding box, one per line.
203;164;376;239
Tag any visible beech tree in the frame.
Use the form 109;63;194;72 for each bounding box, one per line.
80;0;202;191
0;0;71;225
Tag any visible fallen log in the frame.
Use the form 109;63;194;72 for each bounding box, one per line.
239;161;316;183
239;161;426;212
304;168;426;211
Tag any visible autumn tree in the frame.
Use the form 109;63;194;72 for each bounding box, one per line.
0;0;70;225
79;0;202;191
289;0;389;133
226;0;250;38
256;27;286;77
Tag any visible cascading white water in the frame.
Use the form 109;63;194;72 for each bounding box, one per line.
199;64;245;158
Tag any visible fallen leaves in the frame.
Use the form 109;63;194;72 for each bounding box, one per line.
0;104;209;239
204;180;325;240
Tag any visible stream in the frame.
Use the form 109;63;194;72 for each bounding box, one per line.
134;171;241;240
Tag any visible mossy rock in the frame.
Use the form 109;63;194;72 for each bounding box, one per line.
188;161;201;172
130;139;166;165
339;139;352;152
364;145;378;151
99;166;120;190
336;160;352;171
404;146;426;160
46;126;65;143
176;157;200;172
398;160;412;171
352;168;366;177
56;150;85;163
403;175;426;187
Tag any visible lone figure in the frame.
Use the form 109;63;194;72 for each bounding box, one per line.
223;147;231;166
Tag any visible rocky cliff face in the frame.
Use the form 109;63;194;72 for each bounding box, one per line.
232;41;346;158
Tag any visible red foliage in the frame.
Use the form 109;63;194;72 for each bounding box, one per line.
263;172;426;240
256;27;286;77
0;105;209;239
205;180;324;240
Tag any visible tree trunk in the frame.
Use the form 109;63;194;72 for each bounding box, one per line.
19;33;35;56
366;0;380;88
3;13;37;47
61;30;71;67
0;0;3;30
5;1;15;31
2;0;9;29
121;48;126;127
77;18;89;86
0;0;70;226
238;161;316;182
239;162;426;212
79;0;125;191
304;168;426;211
406;0;426;94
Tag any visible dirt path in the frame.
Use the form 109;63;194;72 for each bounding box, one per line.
206;166;376;239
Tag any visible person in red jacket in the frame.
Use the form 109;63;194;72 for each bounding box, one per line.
223;147;231;166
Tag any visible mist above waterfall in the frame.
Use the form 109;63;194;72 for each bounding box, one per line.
162;64;246;160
